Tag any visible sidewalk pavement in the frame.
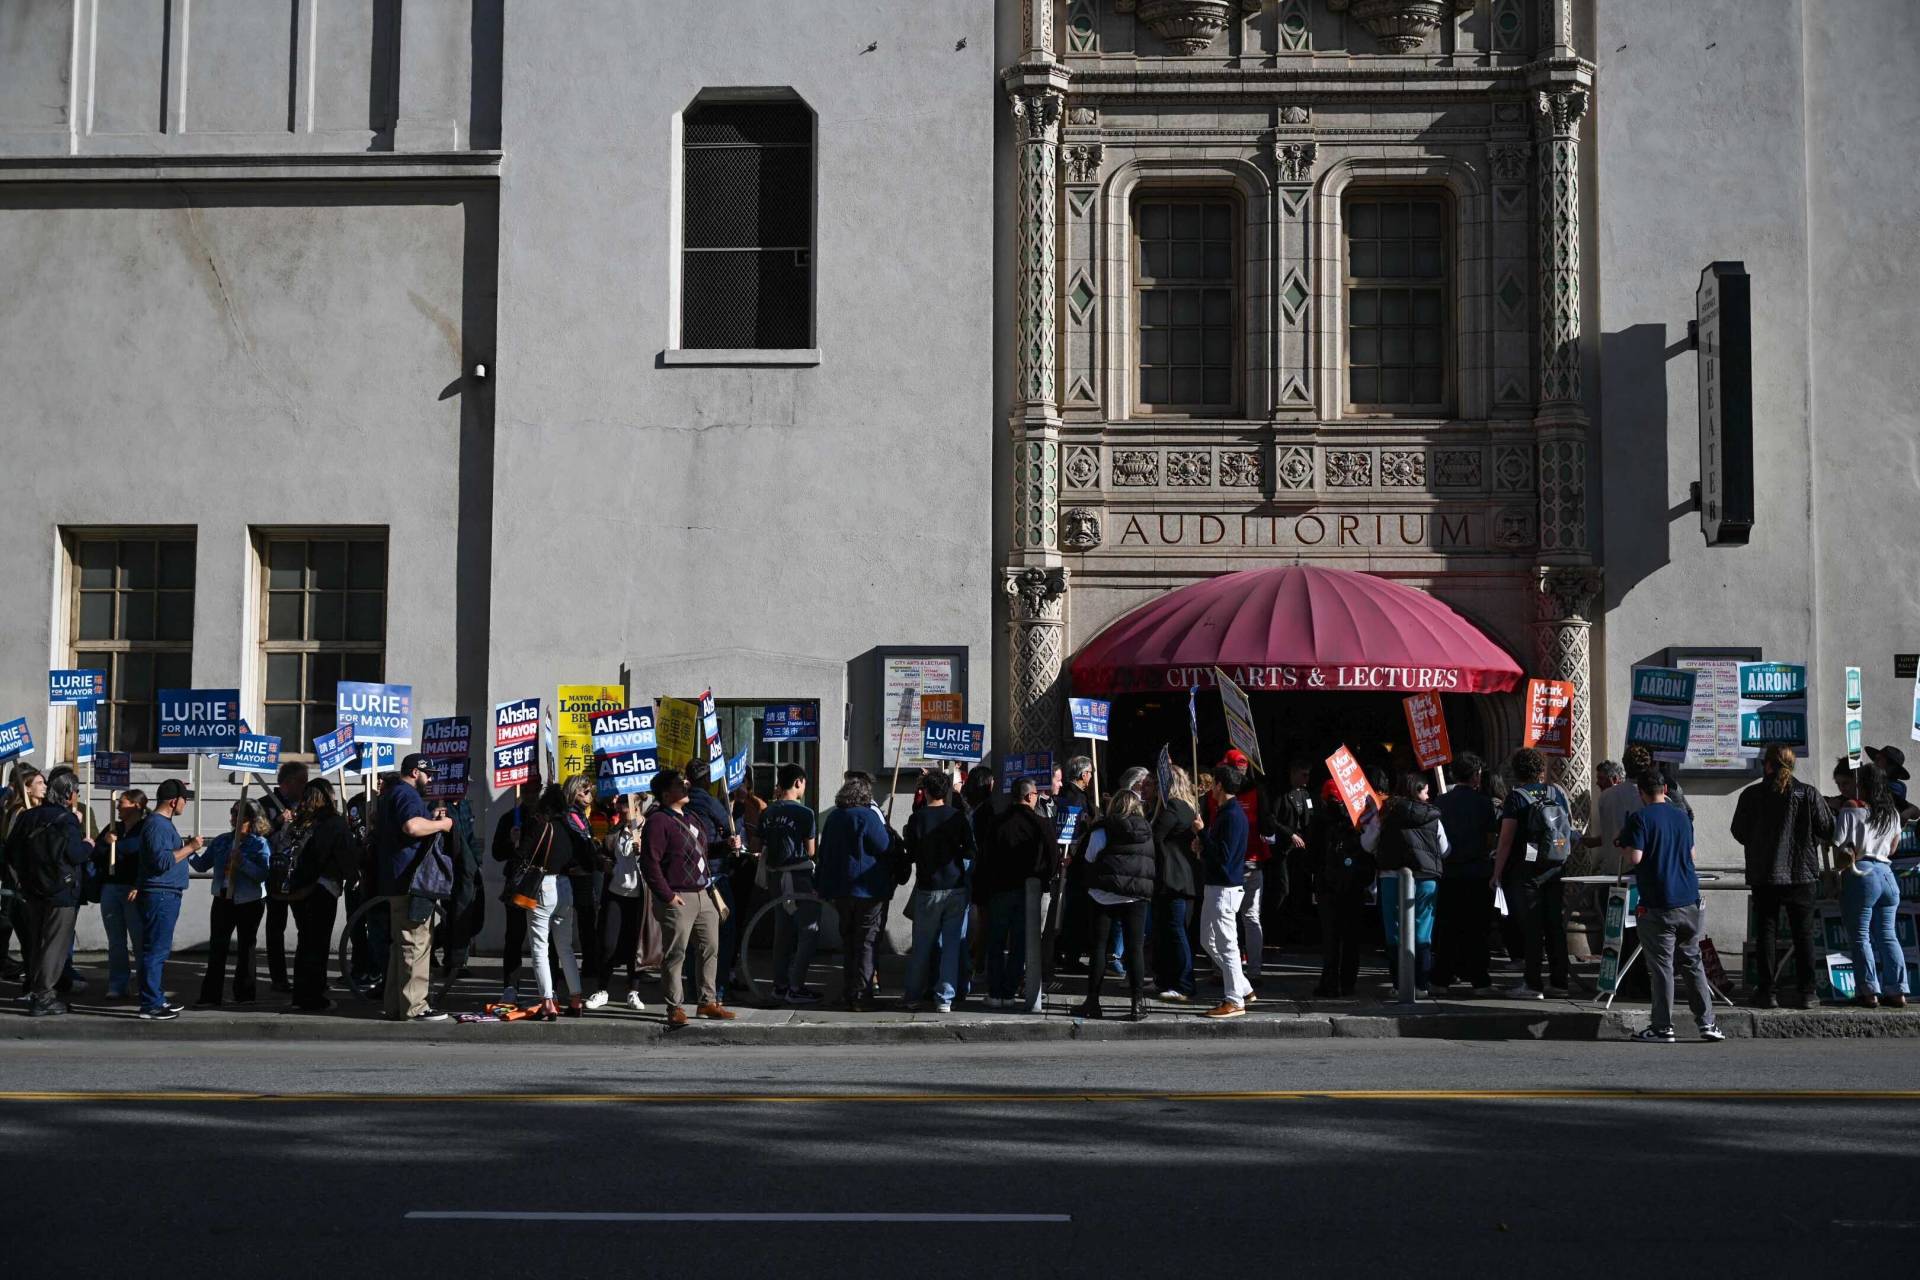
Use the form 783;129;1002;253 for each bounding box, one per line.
6;949;1916;1046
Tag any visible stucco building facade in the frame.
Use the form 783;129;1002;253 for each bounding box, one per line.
2;1;1916;953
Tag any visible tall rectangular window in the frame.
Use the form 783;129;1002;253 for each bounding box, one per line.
1134;195;1239;415
260;535;387;753
681;99;813;349
71;535;195;759
1344;193;1449;413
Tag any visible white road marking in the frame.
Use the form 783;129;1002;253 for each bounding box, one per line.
408;1211;1069;1224
1833;1220;1920;1229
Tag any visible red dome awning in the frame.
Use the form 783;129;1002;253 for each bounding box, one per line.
1069;565;1525;697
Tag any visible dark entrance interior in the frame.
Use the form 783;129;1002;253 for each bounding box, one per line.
1107;689;1488;786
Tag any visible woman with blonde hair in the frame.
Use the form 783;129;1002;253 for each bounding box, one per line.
1730;743;1835;1008
1147;763;1203;1003
190;798;273;1005
1075;789;1157;1020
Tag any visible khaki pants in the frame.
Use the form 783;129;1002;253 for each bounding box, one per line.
654;889;719;1010
384;896;434;1019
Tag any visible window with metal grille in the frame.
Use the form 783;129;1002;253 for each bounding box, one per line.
260;535;387;754
70;534;195;760
681;99;813;349
1133;195;1241;415
1344;193;1450;413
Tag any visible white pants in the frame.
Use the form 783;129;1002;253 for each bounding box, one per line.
1238;865;1265;980
528;875;581;1001
1202;885;1251;1004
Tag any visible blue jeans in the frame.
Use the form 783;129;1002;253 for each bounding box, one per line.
983;888;1026;1000
100;890;143;996
1380;875;1439;988
907;887;970;1005
1843;861;1907;995
1154;894;1195;997
136;890;183;1013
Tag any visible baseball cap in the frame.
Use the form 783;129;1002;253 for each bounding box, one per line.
1219;748;1251;769
156;778;193;803
399;752;435;777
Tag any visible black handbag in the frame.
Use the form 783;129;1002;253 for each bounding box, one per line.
503;822;553;910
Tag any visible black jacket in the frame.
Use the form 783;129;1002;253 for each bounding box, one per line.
1309;794;1373;896
1089;815;1156;900
1730;778;1834;886
1376;798;1447;880
905;805;976;892
288;812;360;893
1271;786;1314;849
979;803;1053;897
1150;799;1201;899
5;802;93;908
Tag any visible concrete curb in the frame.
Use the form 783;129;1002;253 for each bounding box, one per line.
5;1001;1916;1046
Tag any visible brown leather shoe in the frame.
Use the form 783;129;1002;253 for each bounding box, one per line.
666;1004;689;1027
1200;1001;1246;1019
696;1002;737;1020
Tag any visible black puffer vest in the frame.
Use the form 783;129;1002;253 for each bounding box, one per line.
1089;815;1157;899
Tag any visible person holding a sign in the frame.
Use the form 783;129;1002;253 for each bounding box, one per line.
1361;774;1448;996
1198;763;1255;1018
94;790;149;1000
1490;749;1573;1000
1620;771;1725;1043
257;761;311;995
373;754;456;1023
903;770;977;1013
1729;744;1834;1009
131;779;203;1020
284;779;359;1013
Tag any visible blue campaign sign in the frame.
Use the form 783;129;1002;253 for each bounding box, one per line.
761;703;820;742
726;747;750;793
219;734;282;773
1055;804;1082;846
76;700;99;765
1001;750;1054;793
95;751;131;790
313;724;356;774
1068;697;1111;742
594;748;660;798
0;717;33;762
922;721;986;761
590;705;657;755
158;689;242;752
348;740;397;776
336;682;413;745
48;669;107;706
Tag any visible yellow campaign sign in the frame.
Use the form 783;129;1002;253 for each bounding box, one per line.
557;734;595;783
656;697;702;772
557;684;625;737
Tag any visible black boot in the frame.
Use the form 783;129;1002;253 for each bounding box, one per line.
1073;999;1103;1019
1126;997;1143;1022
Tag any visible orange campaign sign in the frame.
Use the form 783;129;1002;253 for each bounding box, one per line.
1523;678;1577;757
1325;745;1380;827
920;692;964;725
1402;691;1453;770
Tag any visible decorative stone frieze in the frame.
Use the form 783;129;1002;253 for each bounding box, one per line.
1380;450;1426;487
1063;143;1105;183
1219;451;1261;487
1329;0;1475;54
1275;142;1318;183
1167;450;1211;486
1276;446;1315;490
1135;1;1237;54
1112;450;1160;486
1064;445;1100;489
1327;450;1373;487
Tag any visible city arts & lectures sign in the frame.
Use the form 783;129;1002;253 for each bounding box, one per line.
1136;664;1495;696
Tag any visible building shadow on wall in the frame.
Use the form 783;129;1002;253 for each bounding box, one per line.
1600;322;1696;613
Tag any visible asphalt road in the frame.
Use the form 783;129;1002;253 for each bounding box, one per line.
4;1038;1916;1277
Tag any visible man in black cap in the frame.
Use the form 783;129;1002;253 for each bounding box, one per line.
376;753;454;1021
1867;746;1920;822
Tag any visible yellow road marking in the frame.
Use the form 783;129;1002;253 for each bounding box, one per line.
0;1088;1916;1104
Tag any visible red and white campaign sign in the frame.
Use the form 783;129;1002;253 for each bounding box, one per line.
1325;745;1380;828
1523;678;1576;757
1402;691;1453;770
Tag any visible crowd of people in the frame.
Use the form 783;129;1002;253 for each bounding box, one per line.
0;735;1908;1029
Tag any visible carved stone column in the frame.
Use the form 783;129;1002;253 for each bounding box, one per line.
1004;56;1071;754
1005;566;1069;753
1532;81;1591;560
1534;566;1602;816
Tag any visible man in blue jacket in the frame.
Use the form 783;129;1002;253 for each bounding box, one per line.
1199;764;1252;1019
5;773;95;1016
134;778;203;1020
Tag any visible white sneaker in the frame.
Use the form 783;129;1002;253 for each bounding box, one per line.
1502;984;1545;1000
500;986;519;1005
584;990;609;1011
936;1001;953;1014
624;991;646;1012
